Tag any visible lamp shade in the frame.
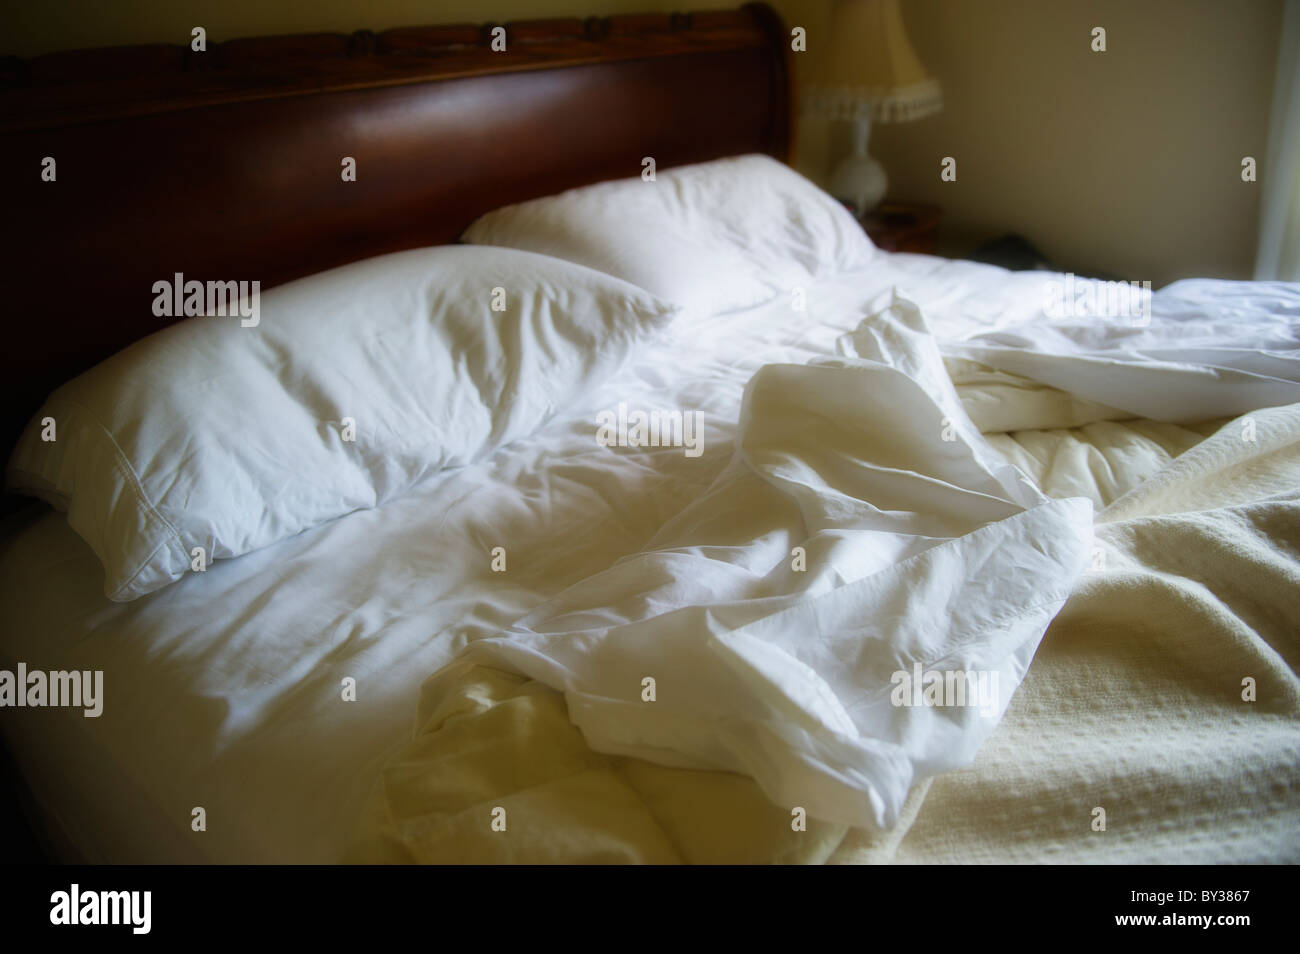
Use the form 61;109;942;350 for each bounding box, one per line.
804;0;943;123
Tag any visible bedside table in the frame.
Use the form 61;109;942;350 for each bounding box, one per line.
859;202;941;254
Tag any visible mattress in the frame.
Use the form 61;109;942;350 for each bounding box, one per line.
2;252;1296;863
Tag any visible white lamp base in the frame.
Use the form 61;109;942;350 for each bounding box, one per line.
830;117;888;216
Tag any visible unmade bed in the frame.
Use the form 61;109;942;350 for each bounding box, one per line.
1;5;1297;865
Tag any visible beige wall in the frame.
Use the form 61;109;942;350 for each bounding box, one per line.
6;0;1283;285
804;0;1285;285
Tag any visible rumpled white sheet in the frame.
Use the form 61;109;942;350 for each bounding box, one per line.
462;284;1300;830
945;279;1300;422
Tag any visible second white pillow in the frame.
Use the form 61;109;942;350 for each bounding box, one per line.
462;154;877;315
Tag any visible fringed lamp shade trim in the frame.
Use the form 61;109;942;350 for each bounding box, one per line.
802;0;943;124
802;77;943;123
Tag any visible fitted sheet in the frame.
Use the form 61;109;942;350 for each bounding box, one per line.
1;253;1295;862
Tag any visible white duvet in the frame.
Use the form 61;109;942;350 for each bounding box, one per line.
2;253;1297;862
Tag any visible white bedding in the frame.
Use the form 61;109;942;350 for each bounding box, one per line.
2;252;1296;862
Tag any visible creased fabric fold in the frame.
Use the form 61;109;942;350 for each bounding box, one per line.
462;293;1094;828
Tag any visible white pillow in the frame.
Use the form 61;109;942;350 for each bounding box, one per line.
462;154;876;315
7;246;678;601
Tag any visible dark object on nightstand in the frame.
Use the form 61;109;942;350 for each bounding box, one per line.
967;234;1056;271
859;201;941;254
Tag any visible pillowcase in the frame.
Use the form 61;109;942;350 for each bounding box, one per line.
7;245;678;602
461;153;876;315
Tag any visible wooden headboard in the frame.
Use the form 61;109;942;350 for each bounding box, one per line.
0;3;791;460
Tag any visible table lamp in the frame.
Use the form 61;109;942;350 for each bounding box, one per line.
803;0;943;215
